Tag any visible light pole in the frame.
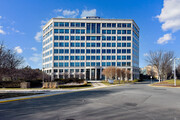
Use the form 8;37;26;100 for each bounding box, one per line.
42;67;45;84
170;58;180;86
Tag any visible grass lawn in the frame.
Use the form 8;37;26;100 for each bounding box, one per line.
0;93;42;99
153;79;180;86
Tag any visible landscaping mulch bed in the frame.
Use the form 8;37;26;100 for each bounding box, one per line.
0;93;42;99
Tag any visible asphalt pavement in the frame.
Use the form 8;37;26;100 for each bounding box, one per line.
0;81;180;120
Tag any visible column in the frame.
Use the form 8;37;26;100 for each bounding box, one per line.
100;68;102;80
90;68;92;80
95;68;97;80
84;68;86;80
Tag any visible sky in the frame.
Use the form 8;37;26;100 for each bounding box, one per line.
0;0;180;69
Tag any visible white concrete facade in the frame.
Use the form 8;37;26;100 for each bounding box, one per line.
42;17;139;81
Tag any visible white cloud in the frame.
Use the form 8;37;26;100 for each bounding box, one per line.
54;9;63;13
29;53;41;62
57;16;65;18
34;31;42;42
31;47;37;51
0;26;6;35
0;16;2;19
81;9;96;18
143;53;149;57
157;33;173;44
156;0;180;32
62;9;79;18
14;46;23;54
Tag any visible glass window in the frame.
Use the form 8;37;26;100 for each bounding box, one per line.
65;36;69;40
117;62;121;66
59;49;64;53
102;56;106;60
71;42;74;47
81;49;85;53
65;49;69;53
81;56;85;60
81;29;85;34
91;23;96;34
86;43;90;47
127;43;131;47
71;36;75;40
102;43;106;47
117;36;121;41
112;30;116;34
102;49;106;53
91;62;95;66
107;23;111;27
127;23;131;28
122;30;126;34
59;56;64;60
122;36;126;41
54;36;58;40
76;49;80;53
96;62;100;66
96;43;100;47
59;63;63;67
91;56;95;60
91;49;95;53
91;43;96;47
112;56;116;60
81;62;85;67
59;43;64;47
65;62;69;67
117;23;121;27
107;36;111;41
107;49;111;53
59;36;64;40
70;62;74;67
76;36;80;40
59;22;64;27
107;43;111;47
107;56;111;60
112;49;116;53
71;23;75;27
65;22;69;27
117;49;121;53
96;56;100;60
117;56;121;60
117;30;121;34
122;23;126;28
91;36;96;40
102;23;106;27
97;36;101;41
54;42;58;47
86;62;90;66
102;36;106;40
127;62;131;66
81;23;85;27
75;56;80;60
127;49;131;53
112;36;116;41
86;23;90;33
122;56;126;60
107;62;111;66
122;43;126;47
107;30;111;34
81;36;85;40
65;29;69;33
96;49;100;53
75;43;80;47
54;49;58;53
54;56;58;60
54;62;58;67
65;42;69;47
127;36;131;41
70;56;74;60
86;56;90;60
122;49;126;53
122;62;126;66
65;56;69;60
102;30;106;34
71;29;75;34
117;43;121;47
81;43;85;47
76;29;80;34
102;62;106;66
127;56;131;60
86;36;90;40
59;29;64;33
127;30;131;34
112;23;116;27
71;49;74;53
112;62;116;66
97;23;100;34
76;23;80;27
54;29;58;33
54;22;58;27
86;49;90;53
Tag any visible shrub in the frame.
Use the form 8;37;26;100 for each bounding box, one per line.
0;81;21;88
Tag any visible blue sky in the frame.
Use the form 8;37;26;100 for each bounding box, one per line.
0;0;180;69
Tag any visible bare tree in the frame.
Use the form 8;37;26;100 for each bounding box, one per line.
146;50;174;82
102;67;116;80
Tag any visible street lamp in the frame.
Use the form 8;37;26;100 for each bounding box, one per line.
170;58;180;86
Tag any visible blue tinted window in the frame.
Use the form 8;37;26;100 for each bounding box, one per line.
127;49;131;53
122;49;126;53
54;49;58;53
81;62;85;67
65;22;69;27
59;22;64;27
59;36;64;40
70;56;74;60
71;36;75;40
122;62;126;66
86;56;90;60
76;43;80;47
107;49;111;53
65;29;69;33
112;36;116;41
81;23;85;27
54;56;58;60
65;42;69;47
127;30;131;34
117;62;121;66
107;56;111;60
122;56;126;60
102;36;106;40
112;56;116;60
65;62;69;67
96;62;100;66
75;56;80;60
86;23;90;33
127;36;131;41
91;23;95;33
112;49;116;53
54;62;58;67
91;62;95;66
102;43;106;47
97;23;101;33
81;36;85;40
102;49;106;53
107;23;111;27
102;30;106;34
59;63;63;67
107;62;111;66
86;62;90;66
91;56;95;60
91;43;96;47
117;36;121;41
117;43;121;47
127;23;131;27
54;29;58;33
81;29;85;34
107;30;111;34
54;22;58;27
71;23;75;27
75;63;79;67
59;56;64;60
65;49;69;53
76;36;80;40
112;23;116;27
102;56;106;60
107;43;111;47
122;43;126;47
127;43;131;47
96;43;100;47
71;49;74;53
86;43;90;47
117;49;121;53
122;30;126;34
117;23;121;27
54;42;58;47
81;49;85;53
81;43;85;47
91;36;96;40
102;62;106;66
70;42;74;47
65;36;69;40
76;23;80;27
71;29;75;34
96;56;100;60
86;49;90;53
76;29;80;34
122;36;126;41
65;56;69;60
97;36;101;41
112;30;116;34
127;62;131;66
54;36;58;40
117;30;121;34
127;56;131;60
70;62;74;67
96;49;100;53
59;43;64;47
91;49;95;53
81;56;85;60
117;56;121;60
112;62;116;66
76;49;80;53
122;23;126;28
102;23;106;27
59;29;64;33
107;36;111;40
86;36;90;40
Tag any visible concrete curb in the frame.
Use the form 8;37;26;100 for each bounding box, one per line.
0;85;120;103
148;84;180;88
